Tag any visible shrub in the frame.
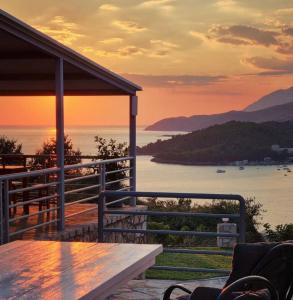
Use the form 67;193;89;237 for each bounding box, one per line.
264;223;293;242
94;136;128;207
32;135;82;168
140;197;264;246
0;136;22;154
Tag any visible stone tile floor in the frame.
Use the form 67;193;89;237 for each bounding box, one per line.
108;277;227;299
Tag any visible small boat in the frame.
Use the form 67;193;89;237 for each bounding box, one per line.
239;166;245;170
217;169;226;173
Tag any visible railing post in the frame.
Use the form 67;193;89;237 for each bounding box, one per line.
98;164;106;242
2;180;10;244
0;179;3;244
55;57;65;231
129;95;137;206
238;197;246;243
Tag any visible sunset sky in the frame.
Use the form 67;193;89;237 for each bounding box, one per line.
0;0;292;126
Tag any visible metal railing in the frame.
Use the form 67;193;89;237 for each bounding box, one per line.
0;156;134;244
98;191;246;275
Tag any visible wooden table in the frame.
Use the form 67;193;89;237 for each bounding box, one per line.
0;241;162;300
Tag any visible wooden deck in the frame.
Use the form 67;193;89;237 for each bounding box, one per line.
9;203;100;240
0;240;162;300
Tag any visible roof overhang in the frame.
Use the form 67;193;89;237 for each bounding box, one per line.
0;9;142;97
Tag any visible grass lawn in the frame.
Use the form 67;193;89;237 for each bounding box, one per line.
146;247;232;281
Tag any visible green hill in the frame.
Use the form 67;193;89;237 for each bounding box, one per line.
138;121;293;165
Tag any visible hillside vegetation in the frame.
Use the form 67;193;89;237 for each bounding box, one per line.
138;121;293;165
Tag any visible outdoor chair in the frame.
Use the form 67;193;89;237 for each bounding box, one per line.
163;242;293;300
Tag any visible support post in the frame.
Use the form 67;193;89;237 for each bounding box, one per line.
129;95;137;206
55;57;65;231
2;180;9;244
98;164;106;242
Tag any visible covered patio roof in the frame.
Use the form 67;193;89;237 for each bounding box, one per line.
0;9;142;96
0;9;140;231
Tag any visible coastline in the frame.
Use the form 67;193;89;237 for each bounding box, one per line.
147;156;293;167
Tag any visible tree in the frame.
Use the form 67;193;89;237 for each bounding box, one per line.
0;136;23;165
32;135;82;168
94;136;128;207
0;136;22;154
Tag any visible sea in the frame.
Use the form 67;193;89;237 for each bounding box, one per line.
1;125;292;227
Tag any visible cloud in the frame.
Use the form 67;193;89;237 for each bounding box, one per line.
36;16;84;45
112;20;147;33
117;46;146;57
217;37;251;45
243;56;293;75
139;0;175;9
99;37;123;44
99;4;120;11
209;25;279;46
122;74;226;87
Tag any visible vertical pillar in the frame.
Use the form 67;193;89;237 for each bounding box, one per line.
55;57;65;231
129;95;137;206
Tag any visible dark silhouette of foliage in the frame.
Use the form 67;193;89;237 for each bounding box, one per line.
32;135;82;168
138;121;293;164
0;136;22;154
94;136;128;207
264;223;293;242
142;197;264;246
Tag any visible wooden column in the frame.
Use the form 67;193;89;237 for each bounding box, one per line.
55;57;65;231
129;95;137;206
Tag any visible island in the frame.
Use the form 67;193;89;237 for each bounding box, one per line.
138;121;293;166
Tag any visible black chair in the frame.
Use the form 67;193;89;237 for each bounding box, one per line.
163;242;293;300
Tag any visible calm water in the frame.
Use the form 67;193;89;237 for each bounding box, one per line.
1;126;292;226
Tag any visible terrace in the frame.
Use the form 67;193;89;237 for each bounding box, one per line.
0;9;276;300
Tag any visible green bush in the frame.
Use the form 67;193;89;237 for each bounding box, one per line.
140;197;264;246
264;223;293;242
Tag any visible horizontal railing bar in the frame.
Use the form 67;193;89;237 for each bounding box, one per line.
103;228;239;238
105;177;131;186
104;210;240;219
9;193;58;208
105;168;132;175
64;184;100;196
0;167;59;180
150;266;230;274
64;156;133;171
64;173;99;183
8;181;58;195
65;194;100;207
104;191;245;202
164;248;233;256
105;197;130;207
9;206;59;222
9;219;58;236
116;186;131;191
65;206;97;219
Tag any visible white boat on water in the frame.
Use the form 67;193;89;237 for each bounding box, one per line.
216;169;226;173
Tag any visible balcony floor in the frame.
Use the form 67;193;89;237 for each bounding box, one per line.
107;277;227;299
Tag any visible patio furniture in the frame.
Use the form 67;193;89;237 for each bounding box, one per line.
0;240;162;299
163;242;293;300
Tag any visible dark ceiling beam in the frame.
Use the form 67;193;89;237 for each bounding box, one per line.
0;74;95;81
0;89;128;96
0;51;53;59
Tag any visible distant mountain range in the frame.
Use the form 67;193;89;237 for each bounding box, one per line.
244;86;293;111
146;86;293;131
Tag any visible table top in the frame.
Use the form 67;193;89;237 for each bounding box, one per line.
0;240;162;300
